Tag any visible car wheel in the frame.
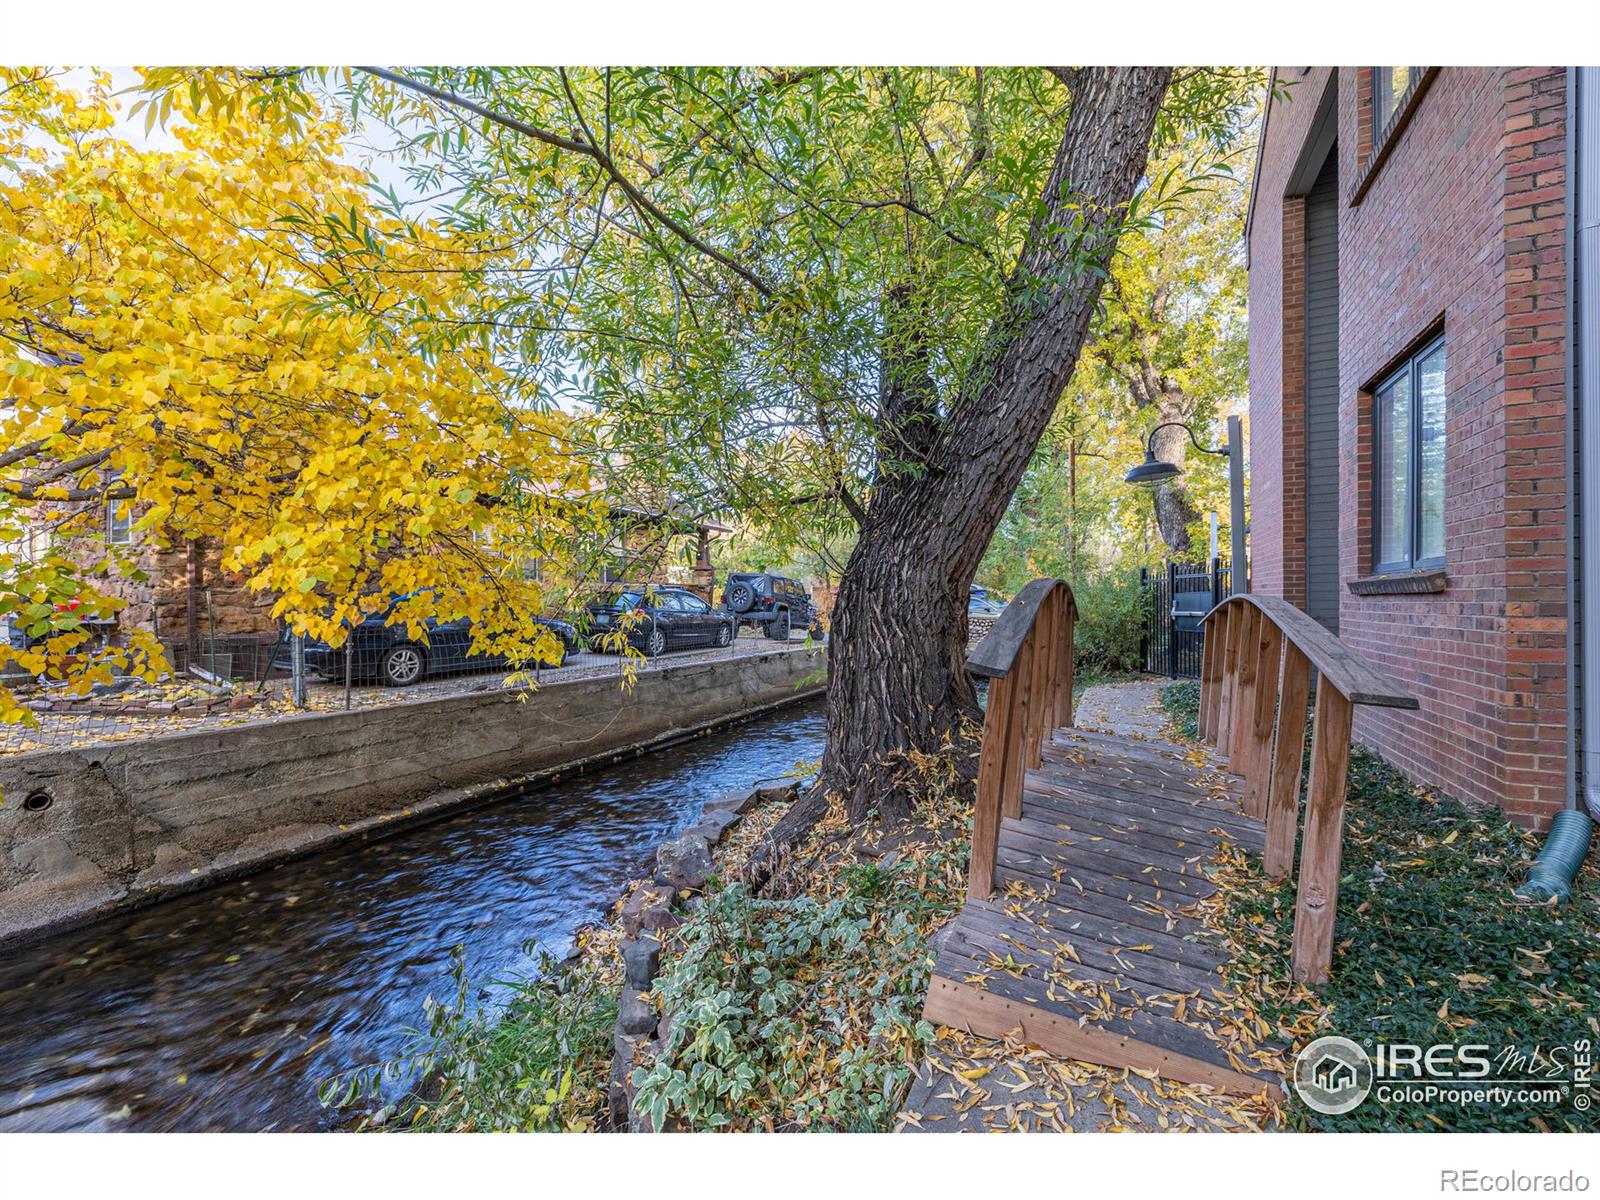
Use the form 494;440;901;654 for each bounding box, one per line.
715;622;733;647
809;620;826;642
764;611;791;641
645;627;667;657
380;643;425;686
727;581;756;613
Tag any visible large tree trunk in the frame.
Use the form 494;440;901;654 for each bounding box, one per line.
1149;417;1201;555
766;68;1172;850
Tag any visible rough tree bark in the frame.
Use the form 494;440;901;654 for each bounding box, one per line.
763;67;1173;853
1146;393;1201;556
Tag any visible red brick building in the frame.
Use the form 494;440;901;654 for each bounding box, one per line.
1246;67;1594;829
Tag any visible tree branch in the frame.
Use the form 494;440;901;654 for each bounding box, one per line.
356;66;776;298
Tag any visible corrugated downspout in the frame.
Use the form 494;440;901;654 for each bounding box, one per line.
1520;69;1598;904
1577;66;1600;824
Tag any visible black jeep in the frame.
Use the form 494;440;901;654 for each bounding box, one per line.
720;572;823;641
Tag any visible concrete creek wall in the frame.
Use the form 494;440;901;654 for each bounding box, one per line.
0;645;826;944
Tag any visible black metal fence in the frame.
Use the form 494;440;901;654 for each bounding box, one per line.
1139;558;1231;679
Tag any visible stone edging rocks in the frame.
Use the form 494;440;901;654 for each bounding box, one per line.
22;689;264;717
607;780;798;1131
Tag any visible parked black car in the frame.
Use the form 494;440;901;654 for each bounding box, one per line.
585;586;736;657
282;595;579;687
721;572;821;640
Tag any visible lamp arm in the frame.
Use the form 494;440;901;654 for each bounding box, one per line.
1144;421;1229;458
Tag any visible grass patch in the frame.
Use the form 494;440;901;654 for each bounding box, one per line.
1160;682;1600;1132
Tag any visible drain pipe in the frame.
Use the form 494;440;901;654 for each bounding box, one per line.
1518;67;1597;904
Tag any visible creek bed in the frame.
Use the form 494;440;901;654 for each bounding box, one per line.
0;699;825;1132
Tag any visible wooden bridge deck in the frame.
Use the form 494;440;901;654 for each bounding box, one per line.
923;724;1280;1096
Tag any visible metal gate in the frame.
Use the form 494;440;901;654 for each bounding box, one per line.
1140;558;1230;679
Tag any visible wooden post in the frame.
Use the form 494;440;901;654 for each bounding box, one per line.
1291;686;1354;984
1049;592;1075;732
1026;594;1055;767
1242;620;1284;818
1263;642;1313;879
998;631;1035;821
1198;612;1219;740
1059;601;1075;730
1226;606;1260;774
1214;606;1238;749
967;673;1017;901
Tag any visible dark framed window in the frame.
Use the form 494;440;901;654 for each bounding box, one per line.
104;470;132;546
1373;335;1446;573
1370;68;1424;144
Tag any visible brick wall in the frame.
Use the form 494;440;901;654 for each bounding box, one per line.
1248;69;1330;606
1248;67;1571;828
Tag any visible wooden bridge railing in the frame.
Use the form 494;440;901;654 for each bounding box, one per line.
964;578;1077;902
1198;593;1418;984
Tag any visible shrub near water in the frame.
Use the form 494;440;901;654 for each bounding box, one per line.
1161;681;1600;1132
324;945;618;1131
631;778;970;1131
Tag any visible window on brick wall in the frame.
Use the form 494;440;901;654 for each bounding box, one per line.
1373;335;1446;573
1370;67;1424;145
104;470;132;545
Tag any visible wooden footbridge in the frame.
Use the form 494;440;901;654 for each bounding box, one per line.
923;578;1417;1095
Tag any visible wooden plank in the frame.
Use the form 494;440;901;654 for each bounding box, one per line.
1202;594;1419;710
1038;758;1222;806
993;866;1214;939
1031;759;1252;820
922;976;1281;1098
1227;605;1260;773
1214;605;1240;751
1021;787;1264;855
1242;621;1284;818
999;630;1035;822
999;821;1212;888
1042;743;1219;796
1291;686;1354;984
1048;730;1206;777
1024;773;1266;845
1198;611;1219;741
945;906;1220;997
970;892;1225;971
1264;642;1313;879
967;672;1016;901
931;942;1237;1068
1058;607;1075;729
1025;596;1054;769
995;843;1215;905
1009;807;1224;865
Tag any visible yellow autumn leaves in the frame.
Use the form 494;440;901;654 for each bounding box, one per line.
0;68;600;724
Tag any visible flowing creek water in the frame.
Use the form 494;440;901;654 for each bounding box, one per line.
0;699;826;1132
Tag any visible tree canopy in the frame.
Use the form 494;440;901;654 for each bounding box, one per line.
136;67;1255;554
0;68;596;726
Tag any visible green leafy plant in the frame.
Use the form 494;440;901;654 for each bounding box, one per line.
1161;679;1201;739
322;946;616;1131
1069;570;1147;678
1160;683;1600;1132
630;884;938;1132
